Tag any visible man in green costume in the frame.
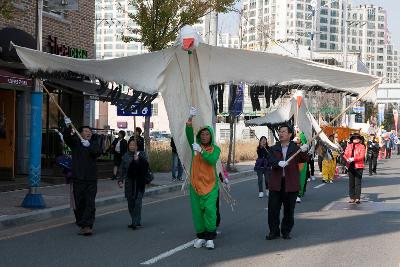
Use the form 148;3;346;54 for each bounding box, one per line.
186;107;221;250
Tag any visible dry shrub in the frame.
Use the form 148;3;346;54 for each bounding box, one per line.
148;141;172;172
219;141;258;163
149;141;258;172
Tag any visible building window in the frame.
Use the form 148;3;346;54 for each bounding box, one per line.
331;10;339;17
320;42;327;49
320;25;328;32
330;27;337;33
330;18;338;25
320;34;327;40
330;35;338;42
330;43;337;50
43;0;64;17
103;44;113;50
320;9;328;16
320;17;328;24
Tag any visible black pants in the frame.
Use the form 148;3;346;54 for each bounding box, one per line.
73;181;97;228
385;147;392;158
308;157;315;176
268;179;298;236
256;169;270;192
318;156;323;172
368;154;377;174
127;191;143;226
348;168;363;199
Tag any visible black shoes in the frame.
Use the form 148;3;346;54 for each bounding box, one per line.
282;233;292;240
266;233;280;240
128;223;142;230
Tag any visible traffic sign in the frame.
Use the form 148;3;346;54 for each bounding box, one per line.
117;102;152;117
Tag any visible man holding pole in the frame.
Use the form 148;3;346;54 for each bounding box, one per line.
266;124;309;240
63;117;101;236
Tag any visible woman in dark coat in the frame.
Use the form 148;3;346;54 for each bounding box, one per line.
111;130;128;180
118;139;149;229
255;136;271;198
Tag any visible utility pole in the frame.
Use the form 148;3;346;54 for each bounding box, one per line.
22;0;45;208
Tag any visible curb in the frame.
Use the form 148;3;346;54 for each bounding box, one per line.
0;169;253;231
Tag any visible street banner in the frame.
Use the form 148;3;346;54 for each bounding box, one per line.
117;102;152;117
230;84;243;117
393;109;398;133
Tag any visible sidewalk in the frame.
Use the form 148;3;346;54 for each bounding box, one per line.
0;161;254;230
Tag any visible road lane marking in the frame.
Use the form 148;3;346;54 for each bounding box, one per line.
140;240;195;265
0;176;257;240
314;183;326;189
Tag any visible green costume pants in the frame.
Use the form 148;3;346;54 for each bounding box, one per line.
190;184;218;240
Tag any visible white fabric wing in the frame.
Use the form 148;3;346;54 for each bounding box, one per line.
13;44;175;94
196;44;379;101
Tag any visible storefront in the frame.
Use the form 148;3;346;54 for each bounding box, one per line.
0;69;33;179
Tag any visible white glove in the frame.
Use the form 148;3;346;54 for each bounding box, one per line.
300;144;309;152
81;140;90;147
64;117;72;126
347;157;354;163
278;161;288;168
189;107;197;118
192;143;202;153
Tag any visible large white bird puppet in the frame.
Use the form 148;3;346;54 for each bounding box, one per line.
12;25;378;176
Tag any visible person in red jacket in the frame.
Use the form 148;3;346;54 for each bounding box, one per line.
343;133;366;204
266;125;309;240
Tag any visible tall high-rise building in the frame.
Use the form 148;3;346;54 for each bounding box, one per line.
241;0;399;82
95;0;145;60
241;0;347;51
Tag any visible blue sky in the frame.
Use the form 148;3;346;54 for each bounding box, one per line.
220;0;400;48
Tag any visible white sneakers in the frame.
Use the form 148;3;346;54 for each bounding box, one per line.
311;176;316;181
329;180;333;184
258;192;264;198
296;197;301;203
193;238;206;248
193;239;214;250
205;240;215;250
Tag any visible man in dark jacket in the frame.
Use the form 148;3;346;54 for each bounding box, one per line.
266;125;309;240
63;117;101;236
367;134;379;175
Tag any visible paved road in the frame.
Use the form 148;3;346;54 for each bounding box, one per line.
1;158;400;267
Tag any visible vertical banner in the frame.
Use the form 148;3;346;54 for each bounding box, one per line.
393;109;398;133
230;83;244;117
378;104;385;126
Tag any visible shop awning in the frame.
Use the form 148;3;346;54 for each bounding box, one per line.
0;69;32;88
44;79;130;102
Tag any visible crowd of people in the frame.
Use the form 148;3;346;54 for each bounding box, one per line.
61;112;398;249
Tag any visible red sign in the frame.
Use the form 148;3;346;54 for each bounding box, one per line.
0;69;32;87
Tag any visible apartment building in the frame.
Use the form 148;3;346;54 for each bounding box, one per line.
241;0;347;51
241;0;399;82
